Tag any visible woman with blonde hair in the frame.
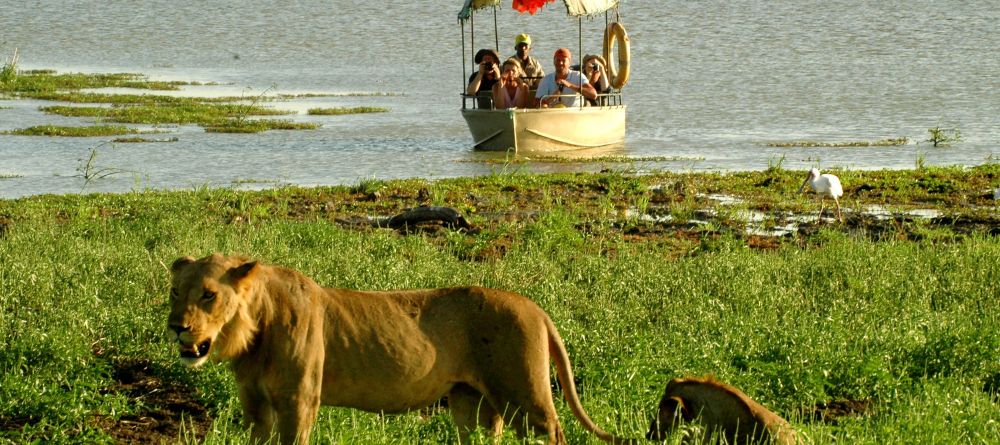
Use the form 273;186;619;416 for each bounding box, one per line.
492;58;531;109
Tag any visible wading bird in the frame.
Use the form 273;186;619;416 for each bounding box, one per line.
798;167;843;222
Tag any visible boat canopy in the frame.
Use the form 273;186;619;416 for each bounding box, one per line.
458;0;620;21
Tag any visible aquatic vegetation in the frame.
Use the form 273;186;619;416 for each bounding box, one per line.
3;125;142;137
307;106;390;115
280;92;403;98
205;119;319;133
0;173;23;179
926;127;961;147
1;70;192;94
21;91;245;105
767;138;908;148
41;103;290;125
0;48;18;87
76;145;131;184
111;136;179;143
1;69;389;134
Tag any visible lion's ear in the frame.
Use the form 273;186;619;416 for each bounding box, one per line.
171;256;196;274
229;261;259;284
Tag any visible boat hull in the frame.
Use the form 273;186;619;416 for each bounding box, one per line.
461;105;626;154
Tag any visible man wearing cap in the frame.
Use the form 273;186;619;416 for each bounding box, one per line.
534;48;597;108
510;33;544;88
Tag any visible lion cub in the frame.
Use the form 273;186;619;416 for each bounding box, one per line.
647;376;798;444
167;254;635;445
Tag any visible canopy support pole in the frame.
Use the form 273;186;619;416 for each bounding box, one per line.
577;17;584;108
461;19;467;91
493;5;499;53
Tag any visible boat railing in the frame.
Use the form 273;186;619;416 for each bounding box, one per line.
461;93;496;110
462;90;624;110
537;90;625;108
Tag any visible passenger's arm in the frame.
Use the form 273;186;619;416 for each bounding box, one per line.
492;83;507;109
467;71;483;96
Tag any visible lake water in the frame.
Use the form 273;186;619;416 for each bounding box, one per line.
2;1;998;198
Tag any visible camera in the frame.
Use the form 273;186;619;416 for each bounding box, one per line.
591;63;599;70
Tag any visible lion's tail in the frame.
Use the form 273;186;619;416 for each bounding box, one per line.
545;317;640;445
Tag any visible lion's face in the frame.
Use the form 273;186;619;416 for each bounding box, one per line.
168;254;258;367
647;394;686;440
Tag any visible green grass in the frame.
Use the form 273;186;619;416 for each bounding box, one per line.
306;106;390;115
3;125;143;137
0;170;998;443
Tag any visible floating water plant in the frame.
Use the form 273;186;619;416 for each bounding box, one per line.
111;136;179;143
2;69;391;134
205;120;319;133
767;138;908;148
1;71;193;94
3;125;143;137
307;106;390;115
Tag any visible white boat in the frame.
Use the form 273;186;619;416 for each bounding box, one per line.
458;0;630;155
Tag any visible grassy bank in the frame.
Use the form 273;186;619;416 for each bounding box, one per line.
1;168;998;444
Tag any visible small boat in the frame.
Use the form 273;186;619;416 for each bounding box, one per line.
458;0;630;155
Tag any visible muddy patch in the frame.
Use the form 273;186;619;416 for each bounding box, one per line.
94;359;213;444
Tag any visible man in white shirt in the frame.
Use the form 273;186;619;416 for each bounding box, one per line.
534;48;597;108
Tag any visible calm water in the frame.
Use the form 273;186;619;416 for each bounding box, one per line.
2;1;998;198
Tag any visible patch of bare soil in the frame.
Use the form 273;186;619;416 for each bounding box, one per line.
803;399;873;425
94;360;213;444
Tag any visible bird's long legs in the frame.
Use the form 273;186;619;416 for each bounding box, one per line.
833;197;843;223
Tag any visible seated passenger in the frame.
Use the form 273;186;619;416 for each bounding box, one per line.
467;49;501;109
492;59;531;109
582;54;611;106
534;48;597;108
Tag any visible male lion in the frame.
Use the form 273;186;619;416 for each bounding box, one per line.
167;254;635;445
646;376;798;444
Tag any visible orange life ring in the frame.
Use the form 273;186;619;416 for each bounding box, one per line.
602;22;631;89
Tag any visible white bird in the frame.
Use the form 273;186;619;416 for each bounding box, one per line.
798;168;844;222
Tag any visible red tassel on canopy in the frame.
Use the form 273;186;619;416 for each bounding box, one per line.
513;0;556;15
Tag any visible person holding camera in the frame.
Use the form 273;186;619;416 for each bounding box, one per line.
582;54;611;106
492;58;531;109
467;49;501;109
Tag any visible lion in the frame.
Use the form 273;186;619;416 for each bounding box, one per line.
646;376;798;444
167;254;637;445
